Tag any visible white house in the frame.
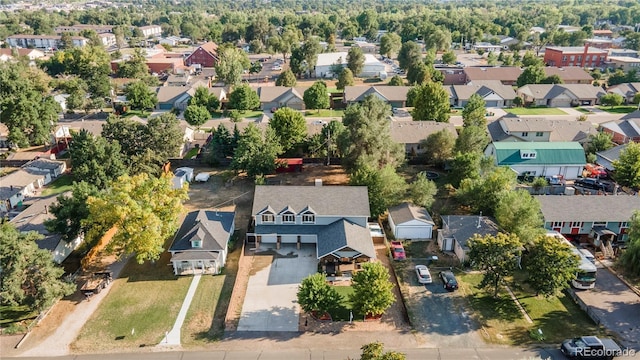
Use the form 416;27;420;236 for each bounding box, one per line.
169;210;235;275
387;202;435;240
23;159;67;178
315;52;385;78
438;215;500;263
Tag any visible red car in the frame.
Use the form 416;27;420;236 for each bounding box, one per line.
390;241;406;260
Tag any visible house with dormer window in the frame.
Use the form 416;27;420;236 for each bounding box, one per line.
168;210;235;275
248;185;376;274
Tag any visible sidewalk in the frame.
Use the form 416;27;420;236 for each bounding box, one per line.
158;274;202;347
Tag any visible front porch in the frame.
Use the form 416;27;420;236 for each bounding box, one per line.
320;255;371;277
170;251;221;275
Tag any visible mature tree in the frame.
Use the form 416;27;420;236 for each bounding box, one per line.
495;190;545;244
620;211;640;276
622;32;640;51
350;262;395;318
516;65;546;87
450;151;482;188
587;132;614;154
184;104;210;128
462;94;487;128
205;124;233;164
0;224;76;312
633;93;640;105
513;96;524;107
457;166;517;215
613;142;640;189
379;33;401;58
124;81;157;111
455;125;490;154
411;82;450;122
214;46;250;87
409;172;437;209
341;95;405;171
297;273;343;317
303;81;330;112
397;41;422;70
607;69;631;86
388;75;404;86
231;124;282;178
441;50;457;65
62;77;88;112
70;130;127;189
45;181;100;242
116;48;149;79
600;93;624;108
275;69;297;87
228;84;260;112
189;86;218;111
468;232;522;297
59;32;75;50
420;129;456;166
524;235;580;297
347;46;365;76
269;107;307;152
336;68;355;90
360;342;406;360
541;74;563;84
350;165;407;218
85;173;188;264
406;62;431;85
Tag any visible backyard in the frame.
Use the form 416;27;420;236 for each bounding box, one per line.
504;107;567;115
41;174;74;196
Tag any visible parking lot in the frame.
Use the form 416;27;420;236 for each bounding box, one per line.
398;260;486;347
237;244;317;332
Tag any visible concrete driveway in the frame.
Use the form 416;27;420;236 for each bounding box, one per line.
237;244;317;332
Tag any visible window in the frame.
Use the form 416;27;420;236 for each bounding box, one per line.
535;132;543;137
192;240;202;248
302;213;315;223
570;55;575;61
593;221;607;227
282;213;295;223
552;222;563;228
570;222;582;228
620;222;629;228
577;55;582;62
262;213;274;222
562;56;567;61
520;150;537;159
521;132;529;137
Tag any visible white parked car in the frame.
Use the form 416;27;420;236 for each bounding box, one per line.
415;265;433;284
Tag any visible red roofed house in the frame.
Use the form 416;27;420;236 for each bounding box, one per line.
185;42;219;68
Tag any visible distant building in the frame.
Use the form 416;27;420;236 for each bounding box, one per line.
184;42;219;68
138;25;162;38
54;24;114;34
315;52;385;78
6;34;88;49
543;45;608;68
607;56;640;72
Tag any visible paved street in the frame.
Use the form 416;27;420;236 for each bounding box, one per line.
574;264;640;350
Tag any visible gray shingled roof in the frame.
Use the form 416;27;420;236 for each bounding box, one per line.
464;67;523;82
24;159;65;171
1;169;47;188
317;219;376;259
596;143;628;165
518;84;605;100
9;194;68;252
440;215;500;250
343;86;412;102
257;86;307;102
388;202;435;226
252;185;370;217
389;121;457;144
536;195;640;223
489;114;596;142
543;67;594;82
450;81;516;101
169;210;235;252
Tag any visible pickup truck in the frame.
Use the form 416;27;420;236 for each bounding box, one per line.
560;336;623;359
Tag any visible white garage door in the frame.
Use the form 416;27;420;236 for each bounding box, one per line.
396;226;431;239
544;167;561;177
300;235;316;244
485;101;499;107
281;235;297;244
260;234;277;243
550;99;572;107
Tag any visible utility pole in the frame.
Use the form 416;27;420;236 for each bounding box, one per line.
326;128;331;166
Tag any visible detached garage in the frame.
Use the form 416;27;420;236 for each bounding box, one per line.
388;202;435;240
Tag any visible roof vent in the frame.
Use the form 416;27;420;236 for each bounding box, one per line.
315;179;322;187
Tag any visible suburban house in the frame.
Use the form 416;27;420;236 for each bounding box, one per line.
168;209;235;275
388;202;435;240
23;159;67;178
0;169;51;213
463;67;523;86
607;83;640;103
9;195;84;263
315;52;385;78
389;121;457;155
166;74;191;87
438;215;500;263
516;84;606;107
248;185;376;275
596;143;628;171
184;41;219;68
607;56;640;72
448;80;517;107
599;111;640;144
0;48;45;62
543;45;608;67
543;67;593;84
153;86;191;110
487;114;597;144
484;141;587;179
536;195;640;249
343;86;411;108
257;86;308;111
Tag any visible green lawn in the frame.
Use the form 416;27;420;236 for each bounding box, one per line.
183;148;199;159
122;110;150;118
332;286;356;321
458;272;599;345
41;174;74;196
72;255;191;352
327;87;343;94
504;107;567;115
0;305;37;334
576;107;593;114
596;105;638;114
305;109;345;118
237;110;265;118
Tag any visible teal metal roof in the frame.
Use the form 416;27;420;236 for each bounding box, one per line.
492;142;586;165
